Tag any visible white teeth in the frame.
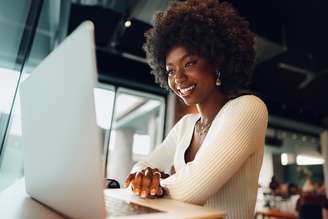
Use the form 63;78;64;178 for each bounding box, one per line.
179;85;195;94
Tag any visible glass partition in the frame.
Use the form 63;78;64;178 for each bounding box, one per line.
0;0;33;191
0;0;70;191
107;87;165;185
0;0;167;191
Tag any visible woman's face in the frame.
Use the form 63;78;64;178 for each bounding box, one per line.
166;46;218;105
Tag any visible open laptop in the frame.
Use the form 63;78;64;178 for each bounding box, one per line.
19;21;223;219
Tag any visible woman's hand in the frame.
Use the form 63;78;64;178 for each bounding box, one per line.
124;167;165;198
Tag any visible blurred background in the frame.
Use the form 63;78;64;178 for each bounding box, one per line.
0;0;328;218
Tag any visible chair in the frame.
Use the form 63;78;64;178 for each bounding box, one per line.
297;193;328;219
299;203;322;219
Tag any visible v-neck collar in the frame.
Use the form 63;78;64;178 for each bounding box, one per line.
177;98;234;168
182;115;200;164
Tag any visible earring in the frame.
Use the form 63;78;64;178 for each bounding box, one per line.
216;71;222;86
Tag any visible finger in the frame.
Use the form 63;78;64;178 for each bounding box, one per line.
150;171;161;196
156;187;164;197
141;169;153;198
131;183;134;191
124;173;135;188
145;167;154;174
132;172;143;195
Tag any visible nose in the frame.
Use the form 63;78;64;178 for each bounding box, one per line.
174;68;187;84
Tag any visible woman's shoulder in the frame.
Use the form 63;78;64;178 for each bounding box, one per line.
227;95;267;111
223;95;268;120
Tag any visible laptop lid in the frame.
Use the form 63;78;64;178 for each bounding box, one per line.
19;21;106;219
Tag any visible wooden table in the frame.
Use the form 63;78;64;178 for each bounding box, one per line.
255;208;298;219
0;179;224;219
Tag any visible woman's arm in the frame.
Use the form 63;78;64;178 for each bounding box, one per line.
124;115;191;198
160;96;268;205
130;115;188;173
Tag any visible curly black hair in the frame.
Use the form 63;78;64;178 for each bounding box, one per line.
143;0;256;97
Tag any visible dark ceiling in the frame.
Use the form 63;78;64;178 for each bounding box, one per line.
68;0;328;130
230;0;328;129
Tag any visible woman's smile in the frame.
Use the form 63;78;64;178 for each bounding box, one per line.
177;84;196;97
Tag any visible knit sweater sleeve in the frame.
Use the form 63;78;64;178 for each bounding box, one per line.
160;95;268;205
131;115;189;173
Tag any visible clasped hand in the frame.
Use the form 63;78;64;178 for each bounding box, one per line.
124;167;166;198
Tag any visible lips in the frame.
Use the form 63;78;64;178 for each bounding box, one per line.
177;84;196;97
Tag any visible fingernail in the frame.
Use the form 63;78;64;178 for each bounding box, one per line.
135;188;140;195
141;191;147;198
150;189;156;195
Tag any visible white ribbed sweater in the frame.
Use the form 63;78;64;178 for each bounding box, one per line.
131;95;268;219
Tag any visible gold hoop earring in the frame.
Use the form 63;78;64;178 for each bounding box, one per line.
216;71;222;86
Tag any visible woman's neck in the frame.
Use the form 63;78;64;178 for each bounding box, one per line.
196;90;228;124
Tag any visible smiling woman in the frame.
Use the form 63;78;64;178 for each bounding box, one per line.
123;1;268;219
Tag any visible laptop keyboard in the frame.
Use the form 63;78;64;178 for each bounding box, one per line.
105;196;164;217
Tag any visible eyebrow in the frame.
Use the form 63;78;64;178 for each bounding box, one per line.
166;53;193;67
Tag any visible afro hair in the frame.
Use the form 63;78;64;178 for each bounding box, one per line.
143;0;256;97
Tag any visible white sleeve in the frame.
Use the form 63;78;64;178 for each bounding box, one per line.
131;115;189;173
160;96;268;205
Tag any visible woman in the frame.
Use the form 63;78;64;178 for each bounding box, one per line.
123;0;268;218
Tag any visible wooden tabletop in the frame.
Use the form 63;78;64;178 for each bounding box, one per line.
255;208;298;219
0;179;224;219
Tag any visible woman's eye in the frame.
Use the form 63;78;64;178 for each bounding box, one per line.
167;69;174;76
185;60;196;68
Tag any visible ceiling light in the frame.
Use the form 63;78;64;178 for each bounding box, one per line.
281;153;288;166
124;20;131;28
296;154;324;165
281;153;295;166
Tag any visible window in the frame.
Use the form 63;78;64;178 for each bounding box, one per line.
0;0;34;191
0;0;69;191
106;87;165;185
93;84;166;185
94;84;115;168
0;69;22;191
0;0;167;191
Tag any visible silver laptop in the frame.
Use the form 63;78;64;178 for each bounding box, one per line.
19;21;165;219
19;21;224;219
